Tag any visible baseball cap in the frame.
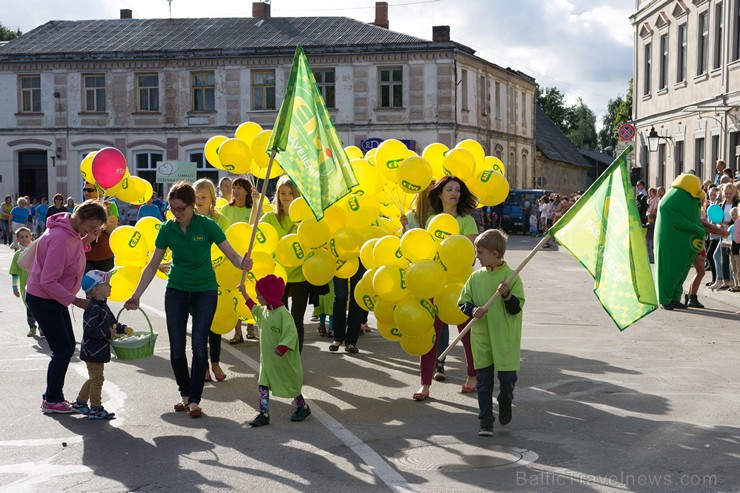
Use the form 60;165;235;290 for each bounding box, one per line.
81;269;115;294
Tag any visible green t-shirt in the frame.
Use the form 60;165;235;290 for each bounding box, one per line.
220;204;253;225
155;213;226;292
9;249;29;307
261;212;305;283
458;263;525;371
425;212;478;235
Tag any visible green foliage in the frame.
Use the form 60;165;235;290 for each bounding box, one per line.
598;79;633;152
536;86;574;135
567;98;598;149
0;22;22;41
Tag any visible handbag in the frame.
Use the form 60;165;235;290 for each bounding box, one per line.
17;230;48;271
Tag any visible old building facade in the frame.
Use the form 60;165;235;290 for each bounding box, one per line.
0;2;536;201
632;0;740;187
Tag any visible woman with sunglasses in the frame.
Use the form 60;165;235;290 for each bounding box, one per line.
124;181;249;418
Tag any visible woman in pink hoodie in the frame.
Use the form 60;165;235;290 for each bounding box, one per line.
26;200;108;414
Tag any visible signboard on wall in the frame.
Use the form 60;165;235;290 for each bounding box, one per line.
156;161;197;183
360;138;417;152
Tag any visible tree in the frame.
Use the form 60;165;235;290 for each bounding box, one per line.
536;86;573;136
567;98;598;149
0;22;22;41
598;79;633;152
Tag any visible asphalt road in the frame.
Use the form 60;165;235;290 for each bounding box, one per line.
0;235;738;493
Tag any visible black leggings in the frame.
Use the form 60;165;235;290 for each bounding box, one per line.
706;238;719;283
282;281;310;353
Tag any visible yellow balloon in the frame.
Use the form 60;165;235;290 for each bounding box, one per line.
322;204;347;235
215;261;242;290
251;130;273;169
422;143;448;180
289;197;314;222
106;168;130;195
235;121;263;146
375;139;408;182
359;238;379;269
80;152;97;185
211;242;226;269
211;288;239;334
253;222;279;253
484;156;506;176
393;297;436;336
329;228;361;260
353;279;379;311
351;158;384;195
443;148;476;181
476;170;510;207
253;161;284;180
135;216;162;252
232;288;255;322
427;213;460;242
435;284;469;325
364;147;377;165
273;263;288;283
438;235;475;275
225;222;253;255
205;135;228;170
165;210;174;221
302;249;337;286
406;260;446;299
456;139;486;171
345;193;380;228
399;328;436;356
396;156;433;194
108;266;142;302
115;176;146;204
216;197;228;210
132;180;154;206
373;235;408;268
344;145;364;160
275;234;307;268
249;251;276;279
373;299;396;325
358;225;388;244
298;218;330;249
372;265;408;302
376;321;403;341
335;257;360;279
109;225;149;261
217;138;253;174
114;253;148;269
400;229;438;262
446;264;475;285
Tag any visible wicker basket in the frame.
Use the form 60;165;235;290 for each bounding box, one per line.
111;307;158;361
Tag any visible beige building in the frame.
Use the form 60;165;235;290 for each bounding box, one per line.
632;0;740;187
0;2;536;201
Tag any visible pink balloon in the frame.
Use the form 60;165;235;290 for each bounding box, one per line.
91;147;127;189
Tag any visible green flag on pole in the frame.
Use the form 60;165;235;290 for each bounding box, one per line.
547;145;658;330
267;45;358;220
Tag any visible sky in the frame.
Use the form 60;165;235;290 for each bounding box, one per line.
2;0;634;121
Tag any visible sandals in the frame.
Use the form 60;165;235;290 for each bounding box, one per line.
246;326;257;340
174;401;188;412
317;325;328;337
328;342;340;352
188;405;203;418
345;344;359;354
229;335;244;345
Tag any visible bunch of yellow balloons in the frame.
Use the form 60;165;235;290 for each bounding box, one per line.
79;149;152;205
108;217;166;302
205;121;286;179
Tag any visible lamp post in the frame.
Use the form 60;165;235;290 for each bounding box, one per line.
646;126;672;152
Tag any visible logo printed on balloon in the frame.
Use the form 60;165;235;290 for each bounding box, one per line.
394;248;403;260
348;196;360;211
480;170;493;183
329;240;339;257
401;180;421;192
128;231;142;248
246;272;257;283
390;328;403;337
255;229;266;244
420;299;438;317
433;230;452;241
212;255;225;268
292;242;305;259
399;269;406;289
386;158;403;169
362;295;376;311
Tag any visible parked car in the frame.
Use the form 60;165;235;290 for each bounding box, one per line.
500;189;552;233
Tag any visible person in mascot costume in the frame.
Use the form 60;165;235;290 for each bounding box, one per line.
654;173;706;310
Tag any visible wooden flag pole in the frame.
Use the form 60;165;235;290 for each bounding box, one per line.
239;148;278;286
437;233;552;362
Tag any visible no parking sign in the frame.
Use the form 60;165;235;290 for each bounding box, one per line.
618;123;636;141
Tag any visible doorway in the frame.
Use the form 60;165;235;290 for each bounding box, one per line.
18;150;49;200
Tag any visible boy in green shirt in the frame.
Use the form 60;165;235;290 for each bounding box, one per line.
458;229;525;436
9;227;39;337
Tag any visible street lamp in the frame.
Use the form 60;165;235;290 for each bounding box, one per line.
647;126;672;152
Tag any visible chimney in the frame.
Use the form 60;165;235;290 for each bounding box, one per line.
373;2;389;29
120;9;132;19
433;25;450;42
252;2;271;18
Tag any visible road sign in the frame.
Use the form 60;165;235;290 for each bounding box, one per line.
156;161;197;183
618;123;636;141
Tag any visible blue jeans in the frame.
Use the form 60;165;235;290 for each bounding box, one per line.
164;288;217;405
332;264;366;346
26;293;76;403
476;365;517;423
713;244;731;281
435;323;450;360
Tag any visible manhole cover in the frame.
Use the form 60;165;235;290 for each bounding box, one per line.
390;443;538;471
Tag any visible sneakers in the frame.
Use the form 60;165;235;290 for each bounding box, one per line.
433;360;446;382
290;405;312;422
498;400;512;425
88;407;116;420
27;326;37;337
41;400;74;414
478;419;494;436
249;413;270;427
71;400;91;415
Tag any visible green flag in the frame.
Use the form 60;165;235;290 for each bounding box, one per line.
547;146;657;330
267;45;358;220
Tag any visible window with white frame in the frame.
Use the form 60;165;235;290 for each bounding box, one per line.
379;67;403;108
478;75;488;116
711;134;720;169
83;74;106;112
714;3;724;69
644;43;652;95
461;69;469;111
188;152;220;184
658;143;666;184
697;11;709;76
252;70;276;111
191;72;215;112
659;34;669;89
495;81;501;119
135;152;164;197
312;69;335;108
19;75;41;113
675;140;685;175
694;137;705;178
136;73;159;112
677;23;688;82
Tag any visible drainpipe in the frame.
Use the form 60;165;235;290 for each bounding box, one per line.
453;49;459;145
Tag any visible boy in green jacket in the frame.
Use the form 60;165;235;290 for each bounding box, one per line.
458;229;525;436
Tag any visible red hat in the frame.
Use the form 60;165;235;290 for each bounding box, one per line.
256;274;285;308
